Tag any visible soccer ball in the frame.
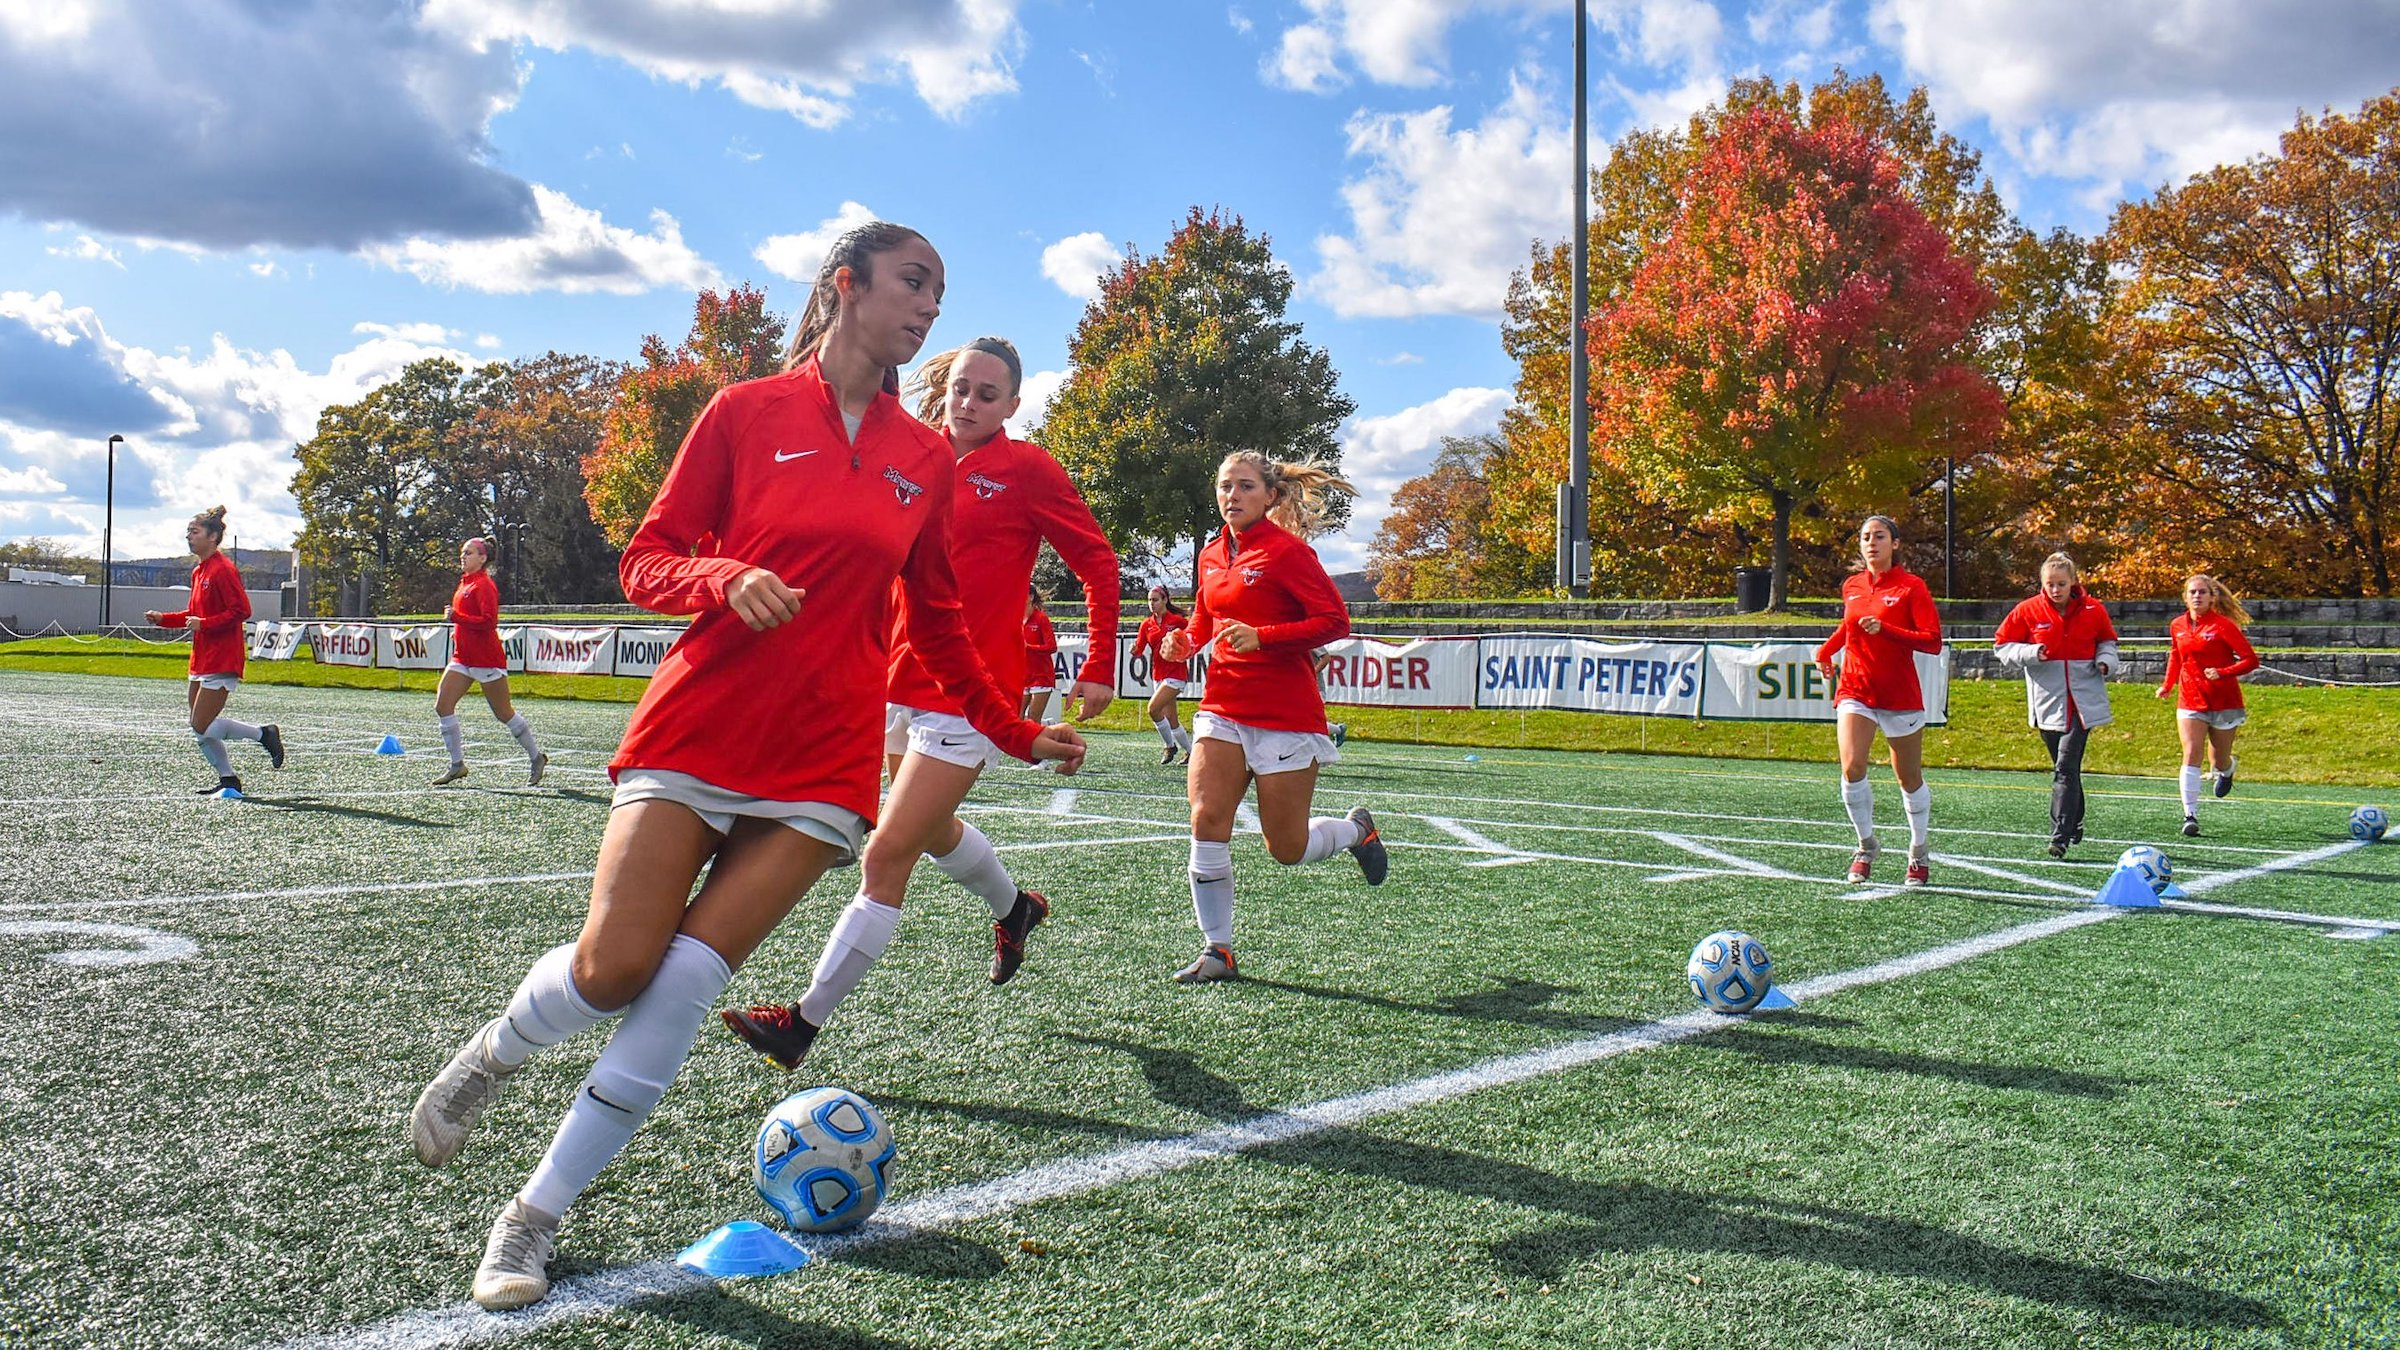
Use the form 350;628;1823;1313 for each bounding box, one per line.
2352;805;2390;842
2118;845;2172;895
1686;930;1774;1014
753;1086;895;1234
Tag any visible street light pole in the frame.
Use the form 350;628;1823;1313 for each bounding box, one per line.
102;434;123;631
1943;451;1956;599
1558;0;1591;598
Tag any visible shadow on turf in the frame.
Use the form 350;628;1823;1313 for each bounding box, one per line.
1703;1029;2128;1099
641;1284;929;1347
240;795;452;828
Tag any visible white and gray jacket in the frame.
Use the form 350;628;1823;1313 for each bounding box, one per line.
1994;639;2118;731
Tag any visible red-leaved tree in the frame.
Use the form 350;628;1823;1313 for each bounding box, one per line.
1588;102;2003;607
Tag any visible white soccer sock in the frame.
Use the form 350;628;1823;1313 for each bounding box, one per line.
2180;766;2203;815
2217;754;2236;781
1189;839;1234;947
195;732;233;778
797;895;904;1027
505;712;541;760
1174;726;1193;752
1840;776;1877;844
205;717;262;742
931;822;1019;919
1297;815;1362;865
1902;784;1932;856
1154;717;1176;747
490;941;615;1067
438;713;465;766
520;933;730;1218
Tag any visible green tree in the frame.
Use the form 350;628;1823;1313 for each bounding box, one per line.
452;352;625;603
584;285;788;547
1036;208;1354;584
1367;435;1545;598
290;357;478;614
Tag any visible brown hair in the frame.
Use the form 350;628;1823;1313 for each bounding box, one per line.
2184;573;2251;627
781;220;932;395
191;505;227;541
910;336;1024;425
2039;552;2080;585
1217;451;1356;538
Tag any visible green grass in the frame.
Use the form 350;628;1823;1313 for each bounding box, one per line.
0;669;2394;1348
8;637;2399;786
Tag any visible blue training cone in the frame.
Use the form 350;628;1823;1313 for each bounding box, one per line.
213;786;244;801
677;1220;810;1277
2094;865;2162;908
1754;986;1798;1011
375;734;404;756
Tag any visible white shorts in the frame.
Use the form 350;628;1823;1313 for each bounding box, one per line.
1023;683;1058;697
1155;678;1187;693
610;768;864;866
444;662;507;684
1192;711;1339;776
188;672;241;692
1835;699;1927;740
2177;707;2248;730
883;704;1003;770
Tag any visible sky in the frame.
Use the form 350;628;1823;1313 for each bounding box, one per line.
3;1;2396;575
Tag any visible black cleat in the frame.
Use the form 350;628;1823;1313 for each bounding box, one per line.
1345;806;1388;886
990;889;1050;985
2182;815;2202;837
2047;840;2068;859
198;775;243;797
720;1005;819;1071
2214;766;2235;798
1161;744;1178;765
260;723;285;769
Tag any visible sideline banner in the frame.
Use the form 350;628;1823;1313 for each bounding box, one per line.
610;626;683;678
495;627;530;674
523;625;615;676
1474;637;1705;716
1114;633;1212;701
308;623;377;668
1039;634;1087;691
1315;636;1477;709
1702;642;1950;724
375;624;450;671
247;621;308;662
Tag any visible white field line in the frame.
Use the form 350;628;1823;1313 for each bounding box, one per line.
1420;817;1540;866
1643;831;1799;881
263;906;2125;1350
1930;854;2092;895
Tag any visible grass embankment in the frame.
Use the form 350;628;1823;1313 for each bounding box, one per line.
6;635;2395;785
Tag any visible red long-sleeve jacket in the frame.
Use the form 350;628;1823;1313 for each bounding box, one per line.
158;551;249;677
1184;518;1349;733
2161;611;2259;712
1136;611;1189;682
1022;608;1057;686
608;361;1039;820
450;570;505;669
1813;566;1943;713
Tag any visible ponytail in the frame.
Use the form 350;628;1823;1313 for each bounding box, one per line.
780;220;931;396
1218;450;1356;538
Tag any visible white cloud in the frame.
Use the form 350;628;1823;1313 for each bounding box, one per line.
755;201;881;284
1010;368;1067;437
0;465;65;494
247;261;284;280
361;185;720;295
474;333;504;351
1379;351;1426;365
1318;385;1512;573
1039;232;1118;301
1266;21;1347;92
1309;76;1572;320
44;236;123;269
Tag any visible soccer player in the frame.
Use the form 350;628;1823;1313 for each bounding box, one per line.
721;335;1120;1071
1135;584;1193;764
2157;573;2258;836
1021;585;1059;722
1156;450;1385;983
145;505;282;796
1994;553;2119;857
406;223;1085;1312
1812;514;1944;886
430;537;547;787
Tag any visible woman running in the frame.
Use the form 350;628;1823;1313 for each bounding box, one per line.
2157;573;2258;836
721;335;1121;1071
1812;514;1944;886
1994;553;2119;857
145;505;281;796
405;224;1084;1311
1135;584;1193;764
1022;585;1060;722
431;537;547;787
1155;451;1385;983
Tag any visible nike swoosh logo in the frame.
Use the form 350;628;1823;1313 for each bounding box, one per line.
938;736;972;748
1278;748;1301;761
774;448;817;462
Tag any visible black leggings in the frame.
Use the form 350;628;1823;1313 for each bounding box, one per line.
2038;709;2090;844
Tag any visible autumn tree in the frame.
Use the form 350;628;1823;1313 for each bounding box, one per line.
1367;435;1546;598
291;357;480;614
450;352;625;603
2104;91;2400;596
584;285;787;547
1036;208;1354;583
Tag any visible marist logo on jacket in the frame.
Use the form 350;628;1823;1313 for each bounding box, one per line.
965;471;1008;499
883;465;926;506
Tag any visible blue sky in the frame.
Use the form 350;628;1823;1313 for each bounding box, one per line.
3;0;2396;573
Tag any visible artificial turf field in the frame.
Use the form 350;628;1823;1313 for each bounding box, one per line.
0;668;2394;1350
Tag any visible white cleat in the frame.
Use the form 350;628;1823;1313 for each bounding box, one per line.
1172;944;1238;983
472;1198;560;1311
527;752;549;787
410;1019;515;1168
431;763;470;787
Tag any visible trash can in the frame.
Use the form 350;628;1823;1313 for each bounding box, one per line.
1734;566;1772;613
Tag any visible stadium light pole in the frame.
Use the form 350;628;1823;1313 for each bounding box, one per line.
1943;450;1956;599
1557;0;1591;599
102;433;123;631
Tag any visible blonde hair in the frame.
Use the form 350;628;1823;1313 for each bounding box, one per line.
2184;573;2251;627
1217;450;1356;538
781;220;931;395
191;505;227;541
2039;552;2080;585
909;337;1024;426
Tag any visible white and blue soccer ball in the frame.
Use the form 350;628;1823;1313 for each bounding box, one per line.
1687;930;1774;1014
2350;805;2389;842
2118;845;2173;895
753;1086;895;1234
